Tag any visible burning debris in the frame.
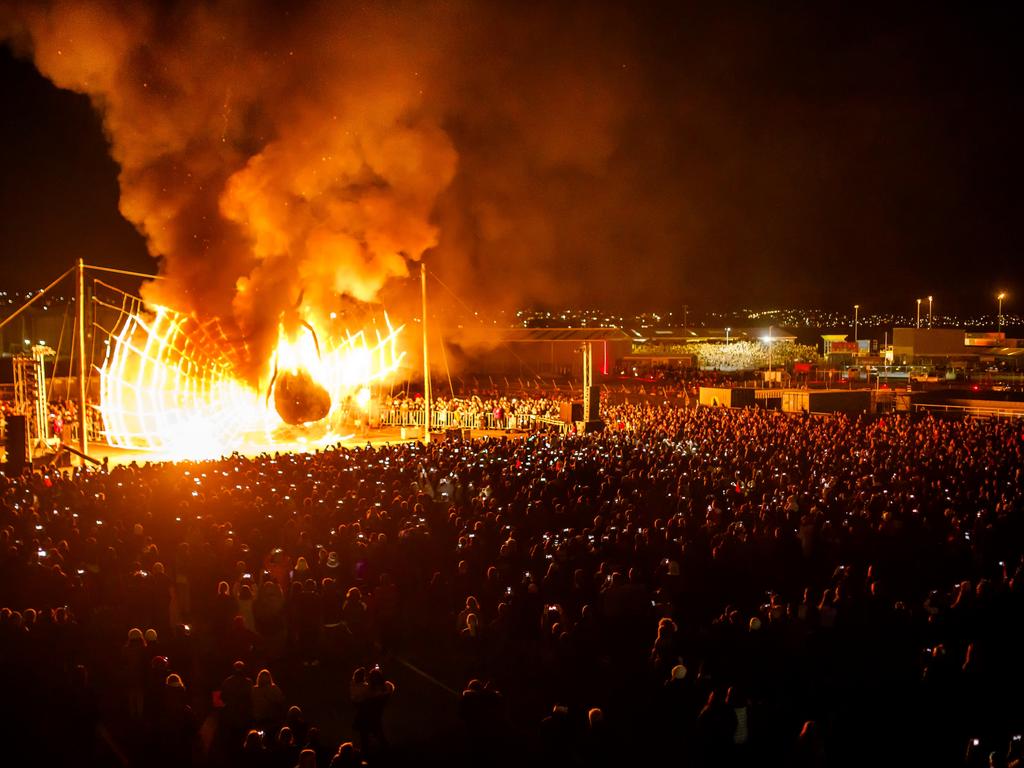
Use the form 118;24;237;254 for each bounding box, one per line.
267;313;332;426
273;368;332;426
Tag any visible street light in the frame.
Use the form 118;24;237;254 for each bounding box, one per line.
853;304;859;343
928;296;933;328
725;326;731;343
997;292;1006;333
916;298;921;329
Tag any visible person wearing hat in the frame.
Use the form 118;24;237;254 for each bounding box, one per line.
325;551;341;579
122;628;148;720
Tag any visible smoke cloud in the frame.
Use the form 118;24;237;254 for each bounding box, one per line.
5;0;1022;344
3;0;459;380
2;0;683;378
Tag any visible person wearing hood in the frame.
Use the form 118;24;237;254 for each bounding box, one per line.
122;627;148;720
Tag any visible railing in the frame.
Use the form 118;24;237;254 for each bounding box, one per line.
0;413;104;450
64;419;105;445
379;408;569;433
912;403;1024;419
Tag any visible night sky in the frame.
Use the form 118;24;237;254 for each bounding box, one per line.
0;2;1020;316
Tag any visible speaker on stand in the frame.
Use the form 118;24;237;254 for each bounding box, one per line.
3;415;28;475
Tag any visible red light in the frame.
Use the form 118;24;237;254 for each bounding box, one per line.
972;385;979;391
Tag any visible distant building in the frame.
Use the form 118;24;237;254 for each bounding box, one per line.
623;326;797;365
891;328;975;365
964;332;1023;369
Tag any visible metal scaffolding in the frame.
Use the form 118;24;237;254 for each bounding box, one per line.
12;345;54;455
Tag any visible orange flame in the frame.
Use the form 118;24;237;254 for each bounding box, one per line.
99;307;404;457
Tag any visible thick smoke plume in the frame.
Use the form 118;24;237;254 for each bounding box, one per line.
3;0;458;381
4;0;675;378
8;2;1017;347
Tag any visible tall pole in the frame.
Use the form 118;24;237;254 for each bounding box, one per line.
998;292;1006;333
420;262;431;444
582;342;592;425
853;304;859;343
77;258;88;460
916;299;921;329
928;296;933;328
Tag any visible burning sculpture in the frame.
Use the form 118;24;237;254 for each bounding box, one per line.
99;305;404;456
10;1;446;458
267;321;332;425
273;369;332;425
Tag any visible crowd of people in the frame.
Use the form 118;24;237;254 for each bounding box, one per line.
643;339;819;372
2;399;1023;767
378;371;753;431
0;397;105;444
379;393;564;430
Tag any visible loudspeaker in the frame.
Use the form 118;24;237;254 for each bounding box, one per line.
559;402;572;424
585;386;601;421
560;402;583;424
3;415;28;474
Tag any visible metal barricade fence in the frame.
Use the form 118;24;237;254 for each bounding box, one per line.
377;408;570;433
20;406;571;449
65;421;106;445
912;403;1024;419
